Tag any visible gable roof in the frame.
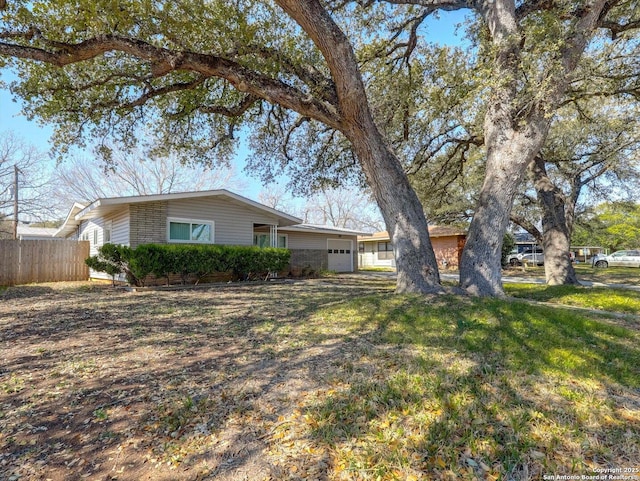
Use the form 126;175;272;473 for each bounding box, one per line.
358;225;466;242
54;190;302;238
54;202;88;238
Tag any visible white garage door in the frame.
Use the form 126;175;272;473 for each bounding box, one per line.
328;239;353;272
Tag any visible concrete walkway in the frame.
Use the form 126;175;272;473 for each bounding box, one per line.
356;270;640;292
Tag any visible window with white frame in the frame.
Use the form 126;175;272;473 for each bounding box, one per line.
93;229;98;245
104;221;112;243
167;218;214;243
254;233;288;248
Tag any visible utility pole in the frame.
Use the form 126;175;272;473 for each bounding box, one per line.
13;164;19;240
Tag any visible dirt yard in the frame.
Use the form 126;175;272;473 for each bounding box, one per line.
0;277;393;481
3;277;639;481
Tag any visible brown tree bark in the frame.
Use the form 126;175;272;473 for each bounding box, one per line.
530;157;580;285
277;0;442;293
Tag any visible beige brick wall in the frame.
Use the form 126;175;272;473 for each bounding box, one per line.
129;201;168;247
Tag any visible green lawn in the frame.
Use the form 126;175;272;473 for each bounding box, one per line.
269;288;640;480
505;283;640;314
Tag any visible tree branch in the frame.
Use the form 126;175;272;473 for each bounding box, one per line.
0;34;343;130
510;213;543;242
598;19;640;38
372;0;471;11
242;44;338;105
198;93;260;117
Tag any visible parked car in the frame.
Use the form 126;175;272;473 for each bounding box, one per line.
592;250;640;268
508;247;544;266
507;249;521;266
519;248;545;266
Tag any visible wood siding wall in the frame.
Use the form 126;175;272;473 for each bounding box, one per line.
109;208;130;245
167;197;281;246
0;240;90;286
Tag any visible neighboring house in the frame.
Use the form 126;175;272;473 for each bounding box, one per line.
54;190;368;280
0;222;59;240
358;226;467;270
16;224;60;240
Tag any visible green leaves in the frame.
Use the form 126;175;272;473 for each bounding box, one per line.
574;201;640;251
88;242;292;286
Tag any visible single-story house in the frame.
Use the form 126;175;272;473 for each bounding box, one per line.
17;224;60;240
53;189;369;280
358;225;466;270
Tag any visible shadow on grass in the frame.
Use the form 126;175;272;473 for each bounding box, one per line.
302;294;640;479
0;284;56;300
1;280;638;480
505;284;640;314
0;277;394;480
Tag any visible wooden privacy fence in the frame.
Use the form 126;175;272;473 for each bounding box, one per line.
0;240;90;286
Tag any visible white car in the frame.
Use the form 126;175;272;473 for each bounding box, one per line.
592;250;640;268
508;247;544;266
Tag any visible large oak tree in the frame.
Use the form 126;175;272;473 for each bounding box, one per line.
511;97;640;285
369;0;637;294
382;0;637;295
2;0;637;296
0;0;443;293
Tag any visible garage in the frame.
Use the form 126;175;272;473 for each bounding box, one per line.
327;239;353;272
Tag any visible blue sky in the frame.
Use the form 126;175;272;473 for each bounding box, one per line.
0;73;266;199
0;10;470;205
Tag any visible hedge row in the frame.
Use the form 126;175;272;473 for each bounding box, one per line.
85;243;291;286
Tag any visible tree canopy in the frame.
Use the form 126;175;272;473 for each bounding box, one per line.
573;201;640;251
1;0;638;295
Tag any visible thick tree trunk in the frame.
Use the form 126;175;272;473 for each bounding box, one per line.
531;158;580;285
459;0;605;296
459;138;537;296
277;0;442;293
460;80;551;296
348;127;442;293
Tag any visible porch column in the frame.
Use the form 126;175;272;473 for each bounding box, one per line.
270;225;278;247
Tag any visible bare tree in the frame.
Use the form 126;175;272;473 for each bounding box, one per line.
304;188;384;232
0;131;52;237
257;184;300;214
51;147;247;210
259;185;384;232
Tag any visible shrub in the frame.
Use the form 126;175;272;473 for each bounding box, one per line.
87;243;291;286
129;244;167;286
224;246;291;280
502;232;516;267
85;243;139;286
